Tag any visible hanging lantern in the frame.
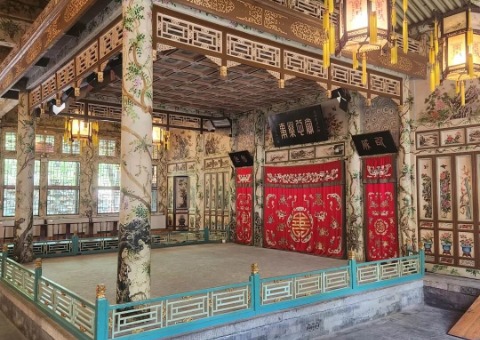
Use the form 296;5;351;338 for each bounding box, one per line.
338;0;391;84
442;7;480;105
152;126;170;150
65;118;99;145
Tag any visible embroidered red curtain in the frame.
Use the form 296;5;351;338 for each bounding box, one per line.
363;155;398;260
235;167;253;244
264;160;344;258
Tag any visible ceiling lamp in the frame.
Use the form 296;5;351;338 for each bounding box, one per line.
337;0;393;84
152;126;170;150
64;118;99;145
441;7;480;105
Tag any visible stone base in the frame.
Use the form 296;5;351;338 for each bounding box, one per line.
424;273;480;312
0;283;75;340
172;280;424;340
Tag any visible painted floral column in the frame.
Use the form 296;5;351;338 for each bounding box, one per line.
13;91;36;263
398;80;417;255
117;0;153;304
345;93;364;260
253;111;265;247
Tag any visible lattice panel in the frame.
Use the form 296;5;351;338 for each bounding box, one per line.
331;63;367;89
357;265;378;284
76;41;99;76
100;21;123;59
268;0;339;24
153;112;168;123
324;270;350;291
227;34;281;68
4;260;35;299
262;280;293;304
157;13;222;53
284;50;327;79
67;102;85;115
41;75;57;99
370;74;401;97
38;279;95;338
169;114;201;128
29;87;42;107
295;275;322;297
57;60;76;90
380;262;400;280
88;103;121;120
401;258;420;275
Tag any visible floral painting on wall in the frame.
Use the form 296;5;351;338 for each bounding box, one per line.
436;157;453;221
458;232;475;258
420;230;434;255
439;231;454;256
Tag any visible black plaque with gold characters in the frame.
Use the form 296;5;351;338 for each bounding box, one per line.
268;104;329;147
352;130;397;156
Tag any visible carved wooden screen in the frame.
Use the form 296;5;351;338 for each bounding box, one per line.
417;153;479;270
204;171;230;231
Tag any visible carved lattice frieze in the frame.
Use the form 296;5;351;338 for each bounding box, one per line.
157;13;222;53
370;74;401;98
169;114;201;128
76;41;99;76
284;50;327;79
88;103;121;120
100;21;123;59
29;87;42;107
56;61;76;90
41;75;57;99
227;34;280;67
67;102;85;115
331;63;366;89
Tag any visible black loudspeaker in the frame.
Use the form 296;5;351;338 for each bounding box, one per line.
229;151;253;167
331;88;351;112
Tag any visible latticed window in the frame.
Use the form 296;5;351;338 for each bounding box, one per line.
99;139;116;157
47;161;80;215
35;135;55;153
2;159;40;216
4;131;16;151
97;163;120;214
62;139;80;154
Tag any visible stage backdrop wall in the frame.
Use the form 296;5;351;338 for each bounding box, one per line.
363;155;399;261
263;160;344;258
235;167;253;244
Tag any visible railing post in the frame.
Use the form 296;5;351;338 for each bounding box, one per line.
203;228;210;242
1;244;7;280
95;284;109;340
34;258;42;303
418;242;425;276
250;263;261;313
72;232;79;255
348;250;357;291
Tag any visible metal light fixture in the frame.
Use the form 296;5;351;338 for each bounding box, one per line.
65;118;99;145
442;7;480;105
152;126;169;150
337;0;392;84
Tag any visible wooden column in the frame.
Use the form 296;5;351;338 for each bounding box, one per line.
13;91;36;263
117;0;153;304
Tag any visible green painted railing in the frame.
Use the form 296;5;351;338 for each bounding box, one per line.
3;230;227;258
0;245;425;340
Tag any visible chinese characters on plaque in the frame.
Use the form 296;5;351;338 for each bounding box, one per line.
352;130;397;156
268;104;329;147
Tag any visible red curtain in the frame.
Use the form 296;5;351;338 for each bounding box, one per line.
235;167;253;244
263;161;344;258
363;155;398;260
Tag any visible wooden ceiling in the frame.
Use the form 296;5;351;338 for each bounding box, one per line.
90;49;324;115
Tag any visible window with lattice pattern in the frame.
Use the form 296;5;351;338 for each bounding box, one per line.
4;132;16;151
99;139;116;157
97;163;120;214
47;161;79;215
35;135;55;153
62;139;80;154
2;159;40;216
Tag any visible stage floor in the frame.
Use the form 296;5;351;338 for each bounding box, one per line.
33;243;347;303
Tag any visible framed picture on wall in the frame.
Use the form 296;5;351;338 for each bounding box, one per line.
416;131;439;149
174;176;189;210
440;128;465;146
175;212;188;230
